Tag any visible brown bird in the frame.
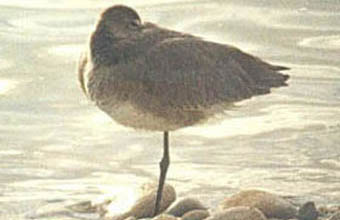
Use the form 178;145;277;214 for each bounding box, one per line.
78;5;289;216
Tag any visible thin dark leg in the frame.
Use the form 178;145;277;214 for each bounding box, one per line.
153;131;170;216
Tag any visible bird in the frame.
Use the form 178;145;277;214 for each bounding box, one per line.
78;5;289;216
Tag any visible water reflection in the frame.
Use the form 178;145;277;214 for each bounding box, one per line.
0;79;16;95
299;35;340;50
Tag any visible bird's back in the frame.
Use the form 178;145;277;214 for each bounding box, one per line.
79;21;289;131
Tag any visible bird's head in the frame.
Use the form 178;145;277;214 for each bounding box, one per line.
96;5;143;39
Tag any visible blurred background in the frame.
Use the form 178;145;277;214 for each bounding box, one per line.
0;0;339;219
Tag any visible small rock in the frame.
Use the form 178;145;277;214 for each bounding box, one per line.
319;206;340;217
182;210;210;220
166;198;207;217
206;206;267;220
26;201;103;219
220;190;297;219
298;202;319;220
124;217;137;220
329;211;340;220
268;219;295;220
66;200;98;213
108;184;176;220
153;214;178;220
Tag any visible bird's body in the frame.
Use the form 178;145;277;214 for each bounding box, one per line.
78;5;289;216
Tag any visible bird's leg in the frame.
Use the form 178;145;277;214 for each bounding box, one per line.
153;131;170;216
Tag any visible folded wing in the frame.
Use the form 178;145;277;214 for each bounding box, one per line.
137;38;288;112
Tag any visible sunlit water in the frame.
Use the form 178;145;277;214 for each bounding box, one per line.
1;0;340;219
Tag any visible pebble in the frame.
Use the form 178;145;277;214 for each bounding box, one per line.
220;190;297;219
124;217;137;220
153;214;179;220
267;219;297;220
319;206;340;216
166;198;207;217
107;184;176;220
267;219;298;220
206;206;267;220
328;211;340;220
182;210;210;220
298;202;319;220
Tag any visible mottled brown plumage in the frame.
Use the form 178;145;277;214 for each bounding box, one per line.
78;5;289;216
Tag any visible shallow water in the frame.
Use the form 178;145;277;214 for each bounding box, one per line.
0;0;340;219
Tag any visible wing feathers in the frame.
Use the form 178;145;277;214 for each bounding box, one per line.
139;38;288;112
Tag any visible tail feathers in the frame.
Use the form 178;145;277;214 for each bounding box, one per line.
257;72;289;89
229;50;290;88
269;65;290;71
255;62;290;88
281;73;290;84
